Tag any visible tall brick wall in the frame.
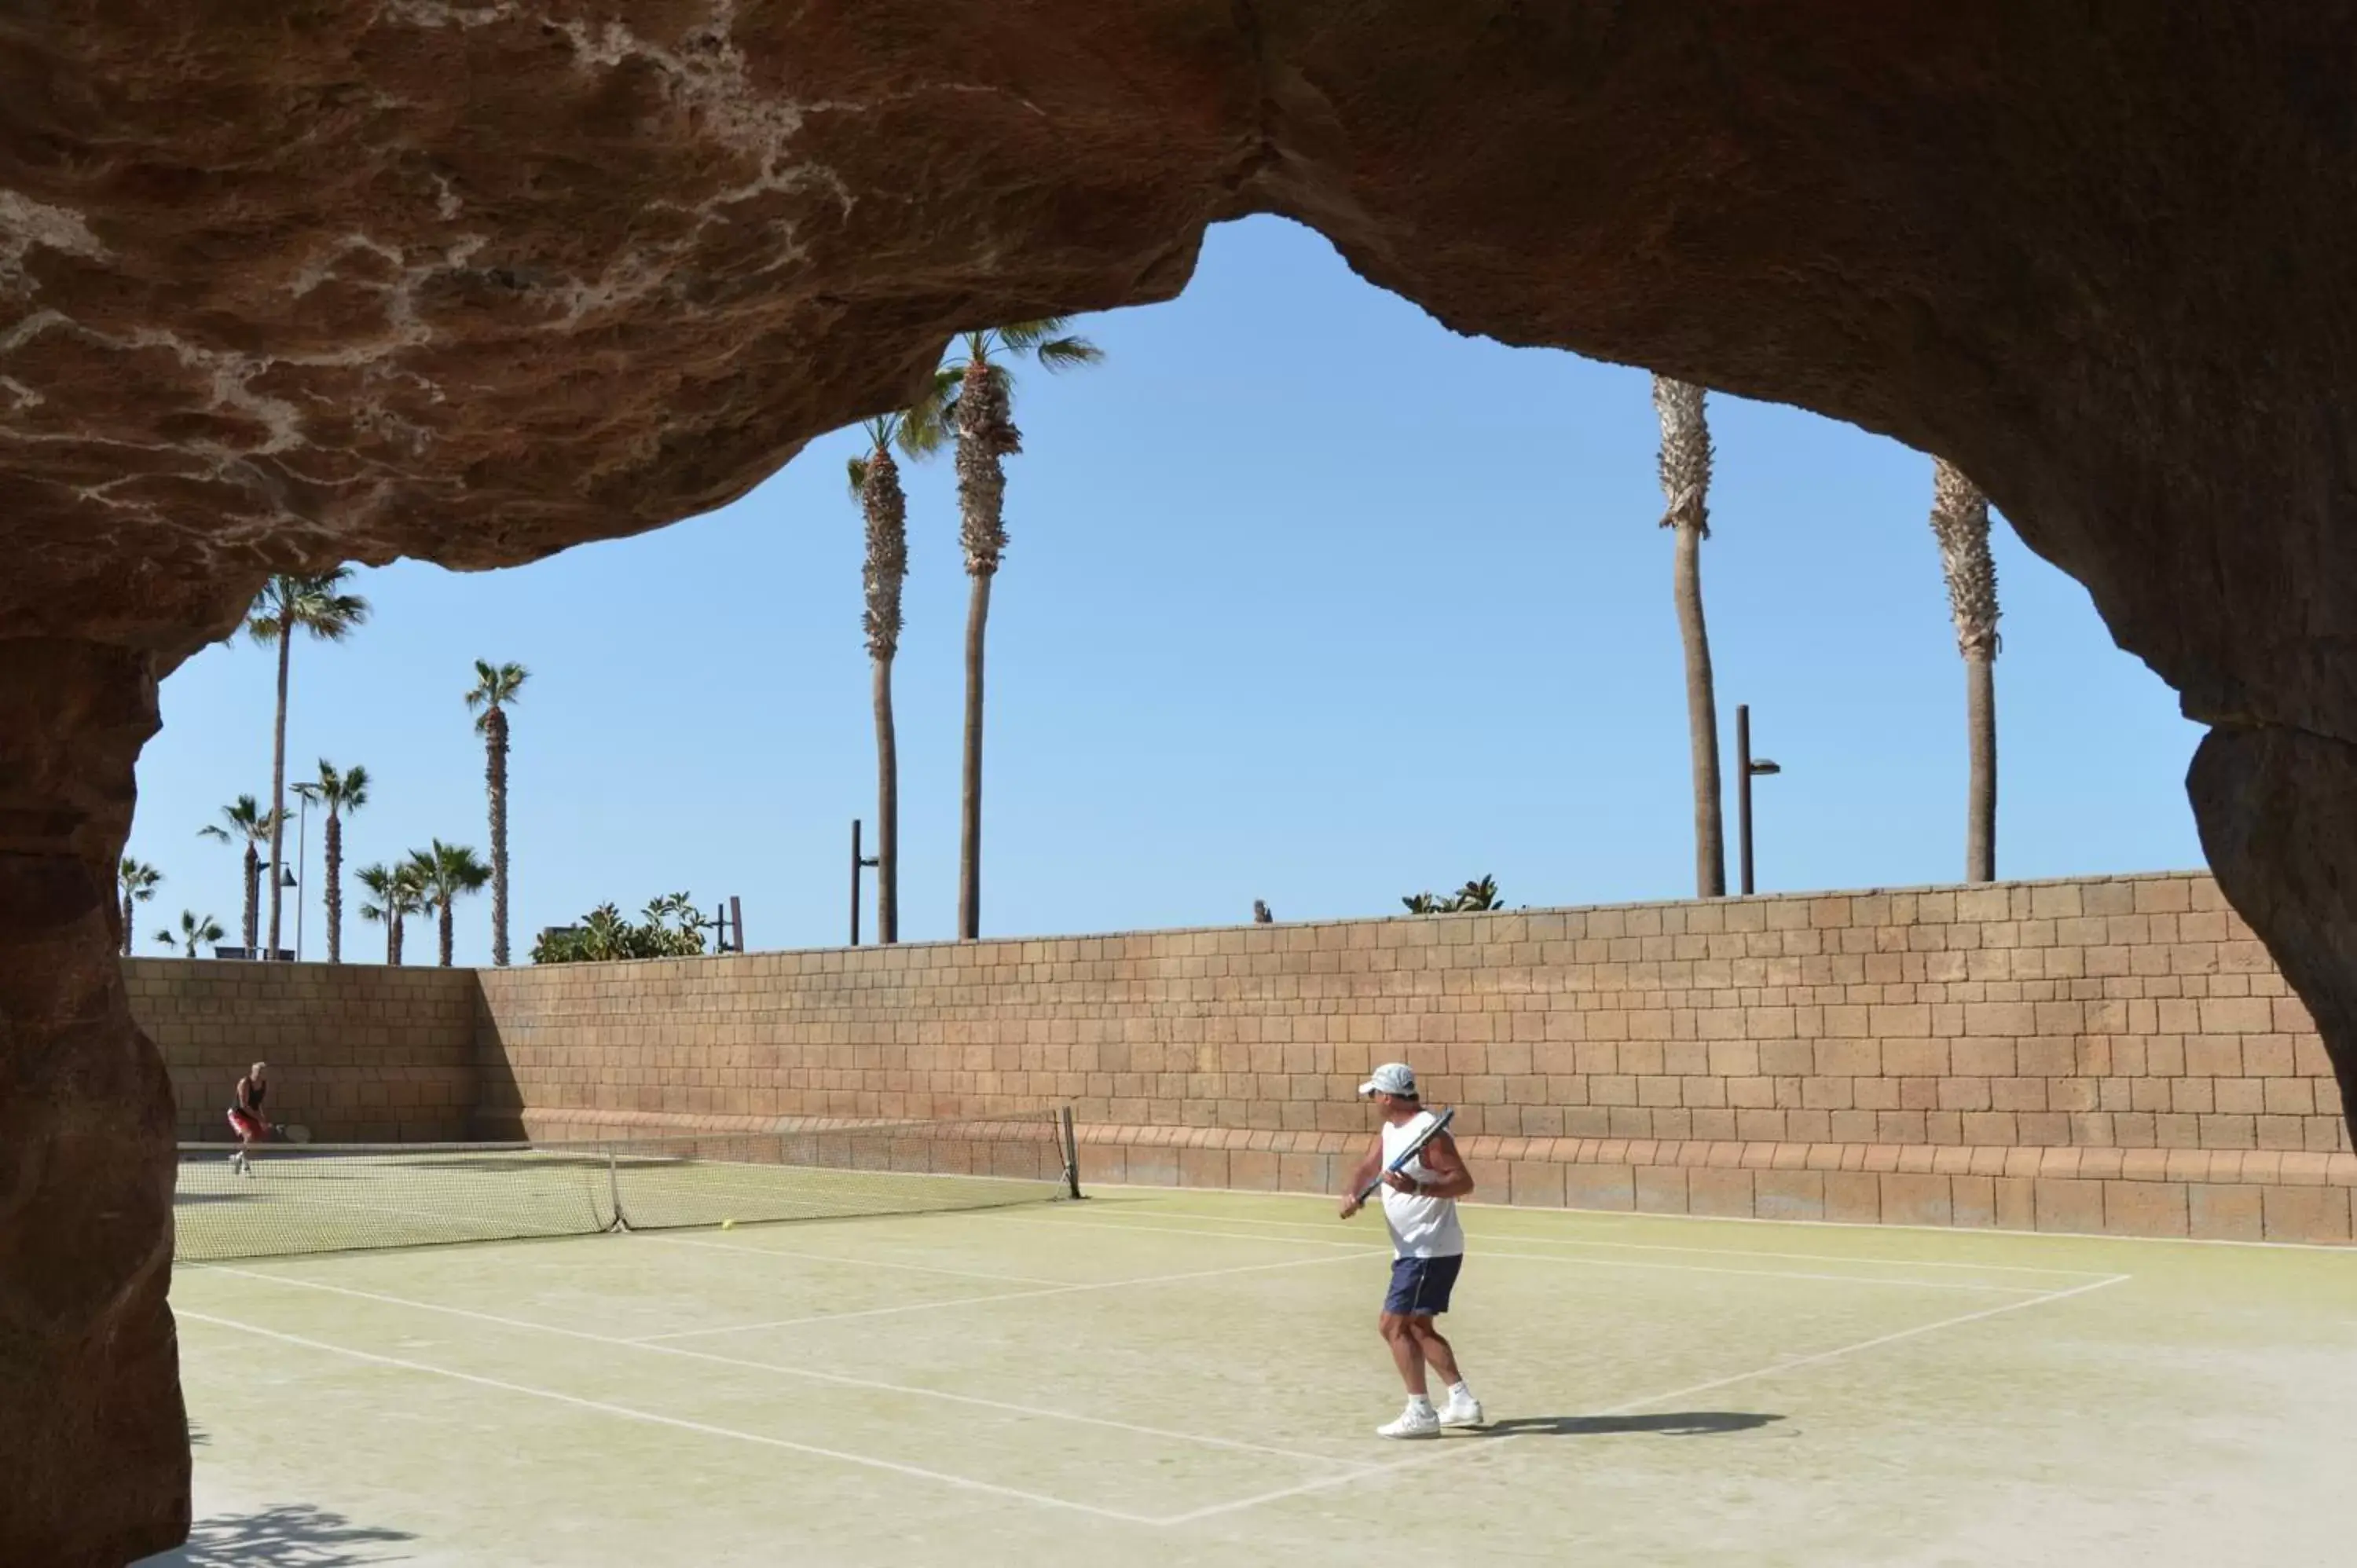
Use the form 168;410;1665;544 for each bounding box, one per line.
128;872;2357;1242
473;871;2352;1242
126;958;477;1142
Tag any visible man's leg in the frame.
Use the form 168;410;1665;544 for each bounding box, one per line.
1412;1317;1484;1426
1374;1313;1441;1437
1381;1312;1428;1396
1408;1317;1460;1387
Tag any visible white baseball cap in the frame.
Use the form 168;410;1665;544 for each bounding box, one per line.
1358;1062;1417;1098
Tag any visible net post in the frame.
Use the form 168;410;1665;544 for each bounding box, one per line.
1058;1105;1082;1200
607;1146;625;1233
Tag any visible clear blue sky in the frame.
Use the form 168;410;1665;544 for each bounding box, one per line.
126;217;2204;966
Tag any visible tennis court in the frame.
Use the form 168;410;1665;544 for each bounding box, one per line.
152;1135;2356;1566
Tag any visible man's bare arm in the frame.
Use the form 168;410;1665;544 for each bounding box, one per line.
1338;1135;1385;1217
1387;1131;1474;1200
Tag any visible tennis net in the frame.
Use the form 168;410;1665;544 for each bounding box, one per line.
173;1108;1082;1263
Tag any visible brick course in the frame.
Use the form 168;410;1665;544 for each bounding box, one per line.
133;872;2355;1243
127;959;475;1142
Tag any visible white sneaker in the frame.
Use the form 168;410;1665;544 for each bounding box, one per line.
1439;1393;1485;1427
1376;1404;1441;1438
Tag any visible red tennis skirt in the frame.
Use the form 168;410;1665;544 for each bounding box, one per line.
226;1109;269;1141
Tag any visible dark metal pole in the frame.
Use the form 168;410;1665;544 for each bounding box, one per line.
1737;703;1755;897
850;819;863;947
729;895;744;955
1059;1105;1082;1200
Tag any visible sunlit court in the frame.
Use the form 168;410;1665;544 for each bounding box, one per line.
151;1131;2355;1567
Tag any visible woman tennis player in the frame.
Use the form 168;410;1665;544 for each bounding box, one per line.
226;1061;272;1175
1339;1062;1483;1437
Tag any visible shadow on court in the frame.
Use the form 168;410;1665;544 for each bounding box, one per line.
1467;1412;1784;1438
134;1503;416;1567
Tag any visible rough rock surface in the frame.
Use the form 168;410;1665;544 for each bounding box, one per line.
3;2;2355;1560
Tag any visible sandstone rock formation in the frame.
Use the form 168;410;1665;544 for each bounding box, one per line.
4;2;2354;1560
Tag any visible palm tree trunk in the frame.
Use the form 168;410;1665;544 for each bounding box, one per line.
267;631;291;958
324;812;343;963
387;914;400;967
1966;652;1997;882
120;894;133;957
1654;376;1725;898
439;903;454;967
487;707;510;966
1930;459;2002;884
873;655;900;943
241;844;260;950
959;573;993;940
1673;523;1726;896
952;357;1016;943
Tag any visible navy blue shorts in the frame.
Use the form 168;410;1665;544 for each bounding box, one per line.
1384;1254;1464;1316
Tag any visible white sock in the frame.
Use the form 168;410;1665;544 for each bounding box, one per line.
1407;1394;1434;1413
1447;1381;1473;1403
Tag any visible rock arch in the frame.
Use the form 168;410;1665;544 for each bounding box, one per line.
4;4;2352;1559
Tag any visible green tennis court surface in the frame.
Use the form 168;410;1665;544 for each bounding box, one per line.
151;1191;2355;1566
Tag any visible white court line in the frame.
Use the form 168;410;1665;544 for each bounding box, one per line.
981;1214;2049;1292
1080;1205;2123;1277
1477;1247;2046;1293
203;1258;1378;1469
647;1233;1072;1287
176;1309;1160;1526
629;1246;1383;1341
1153;1272;2134;1526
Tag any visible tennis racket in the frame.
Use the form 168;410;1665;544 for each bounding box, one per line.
280;1123;312;1145
1355;1107;1457;1203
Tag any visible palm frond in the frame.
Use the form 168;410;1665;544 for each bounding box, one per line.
995;317;1078;351
1032;334;1103;371
846;454;871;500
898;368;962;457
315;759;369;812
251;570;372;646
466;661;529;731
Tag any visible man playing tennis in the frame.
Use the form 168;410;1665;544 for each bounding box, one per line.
1339;1062;1483;1437
226;1061;272;1176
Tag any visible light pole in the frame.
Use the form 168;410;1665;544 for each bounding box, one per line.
1736;703;1781;897
850;820;879;945
289;783;317;961
256;863;298;960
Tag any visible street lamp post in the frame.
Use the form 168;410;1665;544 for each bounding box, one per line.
850;820;879;946
1736;703;1781;897
289;783;317;961
255;863;298;961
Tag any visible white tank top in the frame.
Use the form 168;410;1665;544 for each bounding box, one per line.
1378;1111;1465;1259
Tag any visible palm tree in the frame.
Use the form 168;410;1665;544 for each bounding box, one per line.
357;860;426;965
198;795;277;951
1653;375;1726;898
1929;460;2002;881
248;568;371;959
406;839;491;967
117;858;162;957
306;761;370;962
914;319;1105;939
849;416;915;943
156;910;224;959
463;661;529;965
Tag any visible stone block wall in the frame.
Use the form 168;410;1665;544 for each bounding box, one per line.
473;871;2352;1243
127;872;2356;1242
126;958;477;1142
